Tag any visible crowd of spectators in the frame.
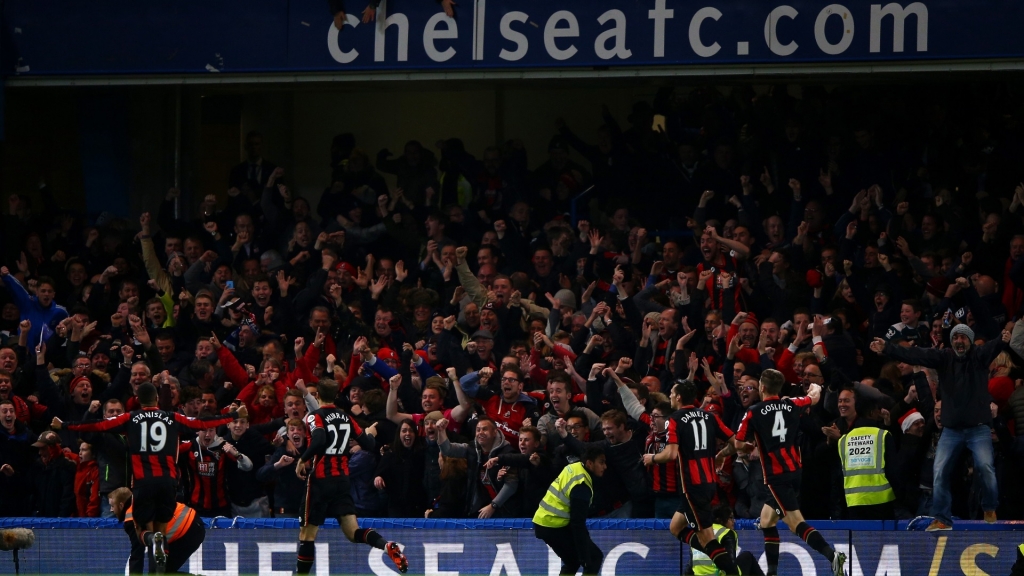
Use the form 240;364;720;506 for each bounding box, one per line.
2;83;1024;523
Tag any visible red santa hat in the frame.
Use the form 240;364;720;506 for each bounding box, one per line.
899;409;924;433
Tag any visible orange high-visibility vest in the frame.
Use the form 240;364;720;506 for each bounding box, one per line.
125;502;197;543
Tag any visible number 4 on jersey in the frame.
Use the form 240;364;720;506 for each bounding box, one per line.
771;411;788;442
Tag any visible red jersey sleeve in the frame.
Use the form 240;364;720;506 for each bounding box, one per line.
66;411;131;433
735;410;753;442
789;396;813;409
349;416;363;436
666;418;678;445
174;411;236;430
712;413;734;440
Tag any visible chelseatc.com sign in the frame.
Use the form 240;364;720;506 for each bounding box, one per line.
4;0;1024;75
11;527;1022;575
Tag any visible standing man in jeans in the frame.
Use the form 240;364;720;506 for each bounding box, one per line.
870;322;1010;530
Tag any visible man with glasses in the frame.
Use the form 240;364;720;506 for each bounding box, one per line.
644;402;680;519
463;367;540;444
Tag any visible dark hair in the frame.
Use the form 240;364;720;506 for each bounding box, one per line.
565;410;588;425
363;389;386;414
672;379;700;406
37;276;57;290
712;503;734;524
179;386;201;404
392;419;423;452
136;382;158;405
188;360;213;381
901;298;923;314
760;369;786;395
502;366;526;383
581;446;605;464
319;378;340;403
652;402;673;416
547;370;571;387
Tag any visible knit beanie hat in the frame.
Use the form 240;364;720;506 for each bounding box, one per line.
950;323;974;344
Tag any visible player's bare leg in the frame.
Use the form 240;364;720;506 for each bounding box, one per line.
341;515;407;573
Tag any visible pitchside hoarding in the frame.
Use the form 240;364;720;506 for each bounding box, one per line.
3;0;1023;76
4;527;1021;575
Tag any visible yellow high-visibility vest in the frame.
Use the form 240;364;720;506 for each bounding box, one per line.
691;524;739;575
839;426;895;507
532;462;593;528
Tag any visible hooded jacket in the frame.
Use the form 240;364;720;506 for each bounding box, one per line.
439;432;519;517
75;458;100;517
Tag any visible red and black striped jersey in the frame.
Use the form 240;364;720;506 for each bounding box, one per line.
667;406;734;486
299;404;371;479
645;429;679;494
735;395;813;479
67;407;237;482
178;440;238;511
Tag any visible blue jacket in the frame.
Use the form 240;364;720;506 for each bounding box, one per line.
2;273;68;345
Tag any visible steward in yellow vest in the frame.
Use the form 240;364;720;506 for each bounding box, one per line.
533;447;607;576
691;524;738;575
688;502;765;576
838;426;895;519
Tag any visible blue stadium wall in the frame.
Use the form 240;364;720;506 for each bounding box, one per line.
1;519;1022;575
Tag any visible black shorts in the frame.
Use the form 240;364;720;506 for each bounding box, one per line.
301;476;355;526
765;473;801;517
132;479;177;527
677;483;716;531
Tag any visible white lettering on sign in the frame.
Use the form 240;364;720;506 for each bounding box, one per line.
424;12;458;62
870;2;928;52
544;10;580;60
764;5;799;55
688;7;722;57
424;542;464;576
489;543;523;576
374;0;409;62
814;4;854;55
326;1;931;65
594;10;632;60
189;543;239;576
647;0;675;57
601;543;649;576
499;12;529;61
327;15;361;63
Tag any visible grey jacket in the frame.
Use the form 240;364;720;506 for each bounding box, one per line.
439;433;519;516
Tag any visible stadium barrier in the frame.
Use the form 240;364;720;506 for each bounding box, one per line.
0;518;1021;574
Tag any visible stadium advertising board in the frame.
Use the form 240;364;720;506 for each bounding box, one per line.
3;0;1024;76
7;527;1022;575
